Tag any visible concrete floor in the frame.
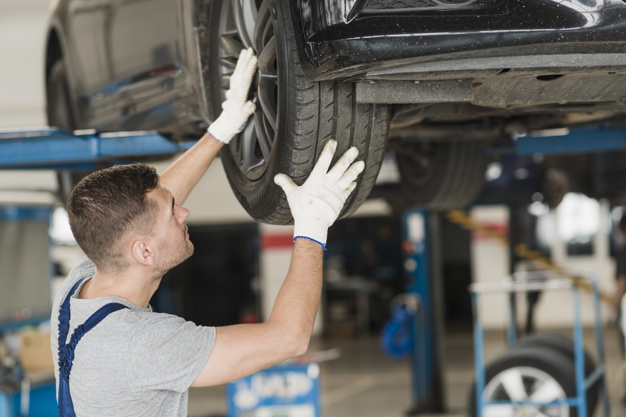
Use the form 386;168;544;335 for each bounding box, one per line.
188;327;626;417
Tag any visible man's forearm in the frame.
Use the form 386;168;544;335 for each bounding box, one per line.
191;143;361;387
268;238;324;352
159;132;223;205
193;238;324;387
160;48;256;205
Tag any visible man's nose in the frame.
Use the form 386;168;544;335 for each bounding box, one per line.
177;205;190;222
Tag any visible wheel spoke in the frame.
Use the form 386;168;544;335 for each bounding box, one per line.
232;0;255;49
257;36;277;74
220;31;243;59
529;379;564;403
258;74;278;131
255;111;272;159
499;369;528;402
483;404;516;417
257;36;278;131
253;0;272;52
240;122;262;174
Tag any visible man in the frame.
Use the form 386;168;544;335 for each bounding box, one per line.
51;48;365;416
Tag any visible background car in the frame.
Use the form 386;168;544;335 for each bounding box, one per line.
45;0;626;222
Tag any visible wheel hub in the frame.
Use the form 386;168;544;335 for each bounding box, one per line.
483;366;569;417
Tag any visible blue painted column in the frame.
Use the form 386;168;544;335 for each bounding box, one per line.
403;209;445;413
0;392;10;417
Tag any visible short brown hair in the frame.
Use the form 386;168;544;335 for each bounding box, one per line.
67;164;160;272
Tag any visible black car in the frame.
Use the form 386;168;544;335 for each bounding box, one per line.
45;0;626;223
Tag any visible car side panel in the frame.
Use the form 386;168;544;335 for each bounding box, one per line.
88;0;189;132
66;0;109;96
52;0;209;137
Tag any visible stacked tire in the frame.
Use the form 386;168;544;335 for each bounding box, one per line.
468;333;599;417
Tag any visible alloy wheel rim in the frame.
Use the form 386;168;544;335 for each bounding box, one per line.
219;0;278;181
482;366;569;417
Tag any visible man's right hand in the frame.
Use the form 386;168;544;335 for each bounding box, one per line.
274;140;365;250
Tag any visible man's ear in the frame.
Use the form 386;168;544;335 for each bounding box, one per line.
131;237;154;266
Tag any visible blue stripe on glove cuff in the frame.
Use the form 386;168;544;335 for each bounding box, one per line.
293;236;327;251
207;128;229;144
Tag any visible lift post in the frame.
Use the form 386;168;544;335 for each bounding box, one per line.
402;209;446;414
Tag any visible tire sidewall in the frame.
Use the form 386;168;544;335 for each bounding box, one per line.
515;333;596;376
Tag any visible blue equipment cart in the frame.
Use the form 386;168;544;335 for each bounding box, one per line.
470;271;610;417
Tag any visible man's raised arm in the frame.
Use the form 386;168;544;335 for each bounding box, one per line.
160;48;257;205
192;140;365;387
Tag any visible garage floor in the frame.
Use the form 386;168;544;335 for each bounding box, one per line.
188;327;626;417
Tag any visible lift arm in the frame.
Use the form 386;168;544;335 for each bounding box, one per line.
0;128;196;169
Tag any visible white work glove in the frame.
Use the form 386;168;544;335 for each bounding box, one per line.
274;140;365;250
208;47;257;144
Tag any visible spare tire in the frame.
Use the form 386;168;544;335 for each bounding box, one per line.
515;332;599;417
468;346;579;417
211;0;391;224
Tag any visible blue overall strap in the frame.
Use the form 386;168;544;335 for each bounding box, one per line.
57;278;129;417
57;279;84;353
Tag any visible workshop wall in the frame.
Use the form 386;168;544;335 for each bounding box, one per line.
471;203;616;329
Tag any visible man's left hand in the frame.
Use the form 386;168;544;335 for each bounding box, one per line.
208;48;257;144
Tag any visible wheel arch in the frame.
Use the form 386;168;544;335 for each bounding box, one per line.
45;29;63;82
184;0;222;123
44;23;83;128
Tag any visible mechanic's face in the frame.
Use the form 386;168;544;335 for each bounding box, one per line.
149;185;193;274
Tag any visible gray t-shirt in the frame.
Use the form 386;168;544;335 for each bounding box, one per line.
51;257;216;416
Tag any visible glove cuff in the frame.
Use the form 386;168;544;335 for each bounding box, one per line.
293;236;326;251
207;112;246;144
293;221;328;251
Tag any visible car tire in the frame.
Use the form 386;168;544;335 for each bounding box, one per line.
46;59;89;205
393;140;488;210
515;332;599;416
468;346;579;417
211;0;391;224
